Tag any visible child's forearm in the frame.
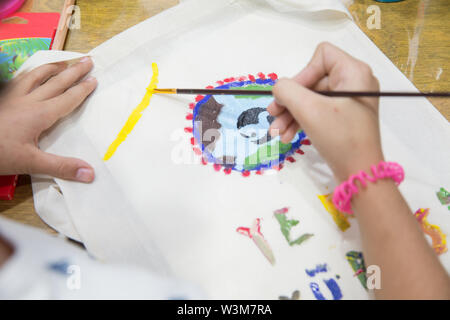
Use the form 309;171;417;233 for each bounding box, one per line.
353;180;450;299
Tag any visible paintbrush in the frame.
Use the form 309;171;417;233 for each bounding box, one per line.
153;88;450;98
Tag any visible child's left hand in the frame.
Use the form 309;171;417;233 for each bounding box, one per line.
0;57;97;183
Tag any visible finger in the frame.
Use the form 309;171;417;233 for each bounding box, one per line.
41;76;97;130
292;42;354;88
31;57;94;101
267;100;286;116
269;109;294;137
272;78;330;131
9;62;67;96
28;149;95;183
280;122;300;144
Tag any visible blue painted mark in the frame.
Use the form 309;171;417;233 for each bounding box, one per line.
310;282;326;300
305;263;328;277
324;278;343;300
47;259;70;275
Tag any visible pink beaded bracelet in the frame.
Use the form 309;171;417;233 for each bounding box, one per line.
332;161;404;215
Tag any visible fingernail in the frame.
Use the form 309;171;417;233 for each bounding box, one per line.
80;56;91;63
85;76;97;82
76;168;94;183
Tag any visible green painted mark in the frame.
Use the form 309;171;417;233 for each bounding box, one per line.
244;141;292;170
234;84;273;100
436;187;450;210
345;251;368;290
274;208;314;247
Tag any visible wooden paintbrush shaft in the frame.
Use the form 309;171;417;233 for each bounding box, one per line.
153;88;450;98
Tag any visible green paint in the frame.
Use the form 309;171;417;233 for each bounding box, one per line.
289;233;314;246
244;141;292;170
234;84;273;100
436;187;450;210
0;38;51;81
274;211;314;247
346;251;367;290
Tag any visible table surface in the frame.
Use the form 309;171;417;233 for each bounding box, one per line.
1;0;449;233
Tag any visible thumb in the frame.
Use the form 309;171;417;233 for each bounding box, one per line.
272;78;330;129
29;150;95;183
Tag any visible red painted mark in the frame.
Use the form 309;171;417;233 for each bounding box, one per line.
256;170;263;175
216;80;224;86
273;164;283;171
201;158;208;165
295;149;305;155
224;78;233;83
237;227;252;238
302;139;311;145
257;72;266;80
268;73;278;81
195;95;205;102
254;218;262;235
186;113;193;120
248;74;256;82
274;207;289;215
190;137;196;145
213;163;222;171
354;269;364;277
286;156;296;163
184;127;193;133
224;168;232;175
238;76;247;81
193;148;202;155
189;103;195;110
205;85;214;89
242;170;251;177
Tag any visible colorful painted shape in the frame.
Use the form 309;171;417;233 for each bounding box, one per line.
190;73;309;175
274;207;313;246
237;218;275;266
318;194;351;232
305;264;328;277
103;63;159;161
436;187;450;210
345;251;368;290
306;264;343;300
414;208;448;255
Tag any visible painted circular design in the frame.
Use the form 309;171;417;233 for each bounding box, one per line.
186;73;309;175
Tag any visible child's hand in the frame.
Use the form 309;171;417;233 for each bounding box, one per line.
0;57;97;183
268;42;384;182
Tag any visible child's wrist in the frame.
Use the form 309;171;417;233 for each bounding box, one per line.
335;153;385;183
332;160;404;215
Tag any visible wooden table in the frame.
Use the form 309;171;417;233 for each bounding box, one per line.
1;0;448;233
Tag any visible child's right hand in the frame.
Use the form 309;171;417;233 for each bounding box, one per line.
268;42;384;182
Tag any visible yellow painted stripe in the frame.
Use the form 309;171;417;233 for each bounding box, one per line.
103;63;159;161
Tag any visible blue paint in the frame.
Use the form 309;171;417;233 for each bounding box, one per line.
305;264;328;277
324;278;343;300
48;259;70;275
310;282;326;300
192;78;307;172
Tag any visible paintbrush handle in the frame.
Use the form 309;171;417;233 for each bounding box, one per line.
157;88;450;98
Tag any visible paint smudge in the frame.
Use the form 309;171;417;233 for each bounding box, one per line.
305;264;328;277
346;251;367;290
414;208;447;255
436;187;450;210
279;290;300;300
103;63;159;161
306;263;343;300
274;207;313;246
318;194;351;232
237;218;275;266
